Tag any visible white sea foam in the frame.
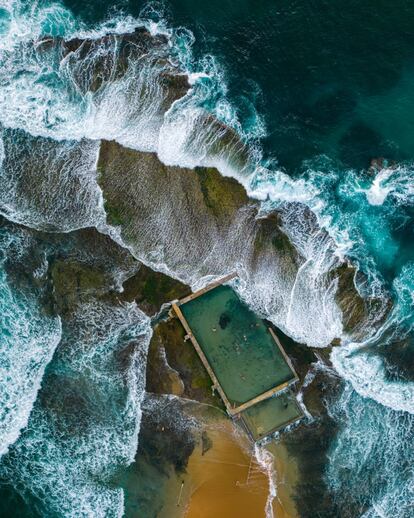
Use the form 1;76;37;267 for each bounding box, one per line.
0;227;61;458
330;260;414;415
254;443;277;518
364;165;414;206
326;384;414;518
0;128;106;231
0;0;387;373
0;299;152;516
331;343;414;414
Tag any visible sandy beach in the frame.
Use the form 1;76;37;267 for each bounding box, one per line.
159;411;299;518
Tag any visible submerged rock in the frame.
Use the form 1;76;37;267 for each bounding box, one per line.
38;27;189;102
97;140;386;344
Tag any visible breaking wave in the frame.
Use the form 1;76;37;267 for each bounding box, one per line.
326;384;414;518
0;295;152;517
0;224;61;457
1;1;414;516
0;128;105;231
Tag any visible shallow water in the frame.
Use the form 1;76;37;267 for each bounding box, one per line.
180;285;294;405
0;1;414;517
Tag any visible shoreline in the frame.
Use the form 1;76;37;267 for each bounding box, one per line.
159;407;299;518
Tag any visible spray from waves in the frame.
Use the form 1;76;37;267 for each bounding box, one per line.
332;344;414;414
300;157;414;276
232;203;345;348
0;128;106;231
0;298;152;517
0;1;184;147
0;0;265;178
0;0;351;239
0;121;346;351
0;224;61;458
331;262;414;414
1;0;411;416
0;0;77;49
0;0;401;416
326;383;414;518
362;163;414;207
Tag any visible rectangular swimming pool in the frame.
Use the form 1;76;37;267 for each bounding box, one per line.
240;392;303;441
176;284;298;413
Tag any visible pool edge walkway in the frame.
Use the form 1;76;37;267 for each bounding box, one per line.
172;300;235;413
172;273;302;421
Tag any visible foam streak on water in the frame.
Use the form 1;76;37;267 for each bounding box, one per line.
1;1;414;516
326;384;414;518
0;128;106;231
0;226;61;458
254;444;277;518
0;299;152;517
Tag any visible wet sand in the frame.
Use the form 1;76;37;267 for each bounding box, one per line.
160;414;298;518
268;441;299;518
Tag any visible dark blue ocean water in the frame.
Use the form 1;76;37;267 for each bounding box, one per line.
63;0;414;283
0;1;413;516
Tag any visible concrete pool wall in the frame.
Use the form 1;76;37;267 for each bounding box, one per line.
172;274;304;440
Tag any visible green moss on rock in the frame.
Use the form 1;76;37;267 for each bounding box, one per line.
195;166;249;220
51;260;107;316
103;199;124;227
147;318;224;409
121;264;190;315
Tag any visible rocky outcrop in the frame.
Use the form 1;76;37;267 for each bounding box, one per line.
97;140;298;286
333;263;391;340
97;139;387;343
38;27;189;103
120;263;189;316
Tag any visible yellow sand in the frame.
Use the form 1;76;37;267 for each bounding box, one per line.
160;415;299;518
268;441;299;518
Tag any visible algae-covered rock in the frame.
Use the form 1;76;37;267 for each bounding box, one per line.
194;166;249;221
332;263;367;334
97;141;251;237
252;211;298;267
46;227;138;315
147;318;224;409
43;226;190;317
121;263;190;315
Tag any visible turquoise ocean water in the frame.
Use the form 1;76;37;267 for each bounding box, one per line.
0;1;413;516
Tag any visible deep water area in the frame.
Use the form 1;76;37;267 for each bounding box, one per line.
0;1;414;517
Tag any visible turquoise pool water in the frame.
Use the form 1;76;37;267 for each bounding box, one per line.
180;285;295;407
241;392;303;441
